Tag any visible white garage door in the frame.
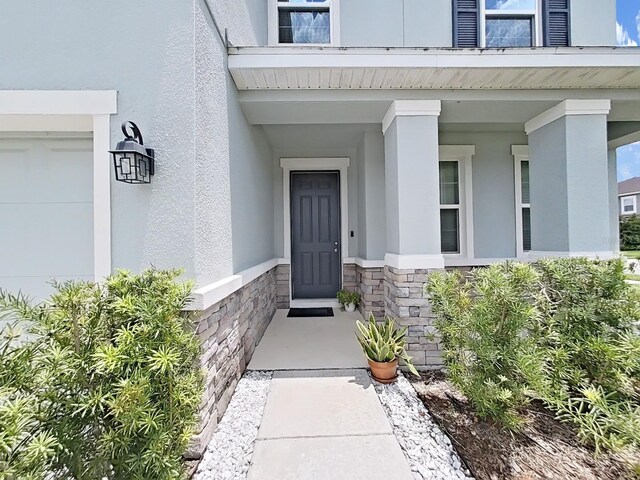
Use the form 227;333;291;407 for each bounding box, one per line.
0;136;94;301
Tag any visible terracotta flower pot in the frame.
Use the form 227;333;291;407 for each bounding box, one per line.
368;358;398;383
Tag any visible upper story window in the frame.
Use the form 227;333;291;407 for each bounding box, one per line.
453;0;570;48
485;0;538;47
269;0;339;46
621;196;637;215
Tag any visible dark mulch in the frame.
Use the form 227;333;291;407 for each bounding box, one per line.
409;371;640;480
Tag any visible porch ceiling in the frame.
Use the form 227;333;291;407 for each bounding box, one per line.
228;47;640;91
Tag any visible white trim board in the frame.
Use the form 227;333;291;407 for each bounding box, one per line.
280;157;350;301
528;251;617;260
0;90;117;281
439;145;475;261
382;100;441;134
385;254;445;270
186;258;279;311
512;145;530;258
525;99;611;135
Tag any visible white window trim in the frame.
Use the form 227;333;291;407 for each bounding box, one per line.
268;0;340;47
513;145;531;258
480;0;543;48
0;90;117;281
439;146;475;260
621;195;637;215
280;157;349;304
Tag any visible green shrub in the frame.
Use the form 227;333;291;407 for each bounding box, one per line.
533;258;640;453
620;215;640;251
337;290;361;308
427;257;640;455
0;269;203;480
426;262;546;430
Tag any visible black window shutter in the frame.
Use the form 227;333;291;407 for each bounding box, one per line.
544;0;571;47
453;0;480;48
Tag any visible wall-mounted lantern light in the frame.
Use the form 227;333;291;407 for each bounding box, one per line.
109;121;155;184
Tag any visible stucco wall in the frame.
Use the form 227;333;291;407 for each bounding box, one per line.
340;0;452;47
0;0;199;278
339;0;611;48
440;130;528;259
0;0;274;287
571;0;616;47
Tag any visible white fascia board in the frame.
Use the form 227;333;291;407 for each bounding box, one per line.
228;48;640;70
525;99;611;135
0;90;117;115
382;100;441;134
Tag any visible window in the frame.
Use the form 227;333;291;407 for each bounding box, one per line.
484;0;538;47
439;146;475;259
269;0;338;46
513;146;531;256
454;0;562;48
439;162;460;253
622;196;637;215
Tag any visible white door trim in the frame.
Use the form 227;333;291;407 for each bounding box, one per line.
281;157;350;302
0;90;117;281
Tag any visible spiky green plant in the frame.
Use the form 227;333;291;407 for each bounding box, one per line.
0;269;203;480
356;313;418;376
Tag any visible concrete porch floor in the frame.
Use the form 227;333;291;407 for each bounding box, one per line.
247;309;368;370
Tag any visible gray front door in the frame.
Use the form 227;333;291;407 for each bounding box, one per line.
290;171;341;299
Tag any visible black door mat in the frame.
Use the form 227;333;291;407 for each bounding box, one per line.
287;307;334;318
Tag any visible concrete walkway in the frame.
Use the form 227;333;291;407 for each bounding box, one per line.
247;369;414;480
247;309;367;370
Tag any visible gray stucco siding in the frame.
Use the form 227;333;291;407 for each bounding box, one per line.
528;118;570;252
570;0;616;47
0;0;274;288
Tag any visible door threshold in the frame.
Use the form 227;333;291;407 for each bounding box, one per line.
289;298;339;309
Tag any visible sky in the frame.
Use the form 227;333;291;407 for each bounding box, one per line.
616;0;640;181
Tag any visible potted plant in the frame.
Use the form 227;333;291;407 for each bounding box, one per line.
336;289;360;313
356;313;418;383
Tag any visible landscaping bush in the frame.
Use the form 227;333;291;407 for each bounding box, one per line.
427;258;640;455
0;269;203;480
533;258;640;454
426;262;547;430
620;214;640;251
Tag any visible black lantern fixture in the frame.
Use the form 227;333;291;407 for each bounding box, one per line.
109;121;155;184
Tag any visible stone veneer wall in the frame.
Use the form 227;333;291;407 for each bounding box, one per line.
355;265;385;320
185;268;277;459
384;266;442;368
275;264;290;309
343;263;357;291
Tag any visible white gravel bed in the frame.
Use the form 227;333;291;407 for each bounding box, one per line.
372;373;474;480
195;371;272;480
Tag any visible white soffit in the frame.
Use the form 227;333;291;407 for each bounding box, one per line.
524;99;611;134
227;47;640;91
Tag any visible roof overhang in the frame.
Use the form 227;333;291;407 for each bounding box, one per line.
228;47;640;91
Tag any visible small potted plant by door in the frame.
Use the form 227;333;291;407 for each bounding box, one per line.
356;313;418;383
336;290;361;313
